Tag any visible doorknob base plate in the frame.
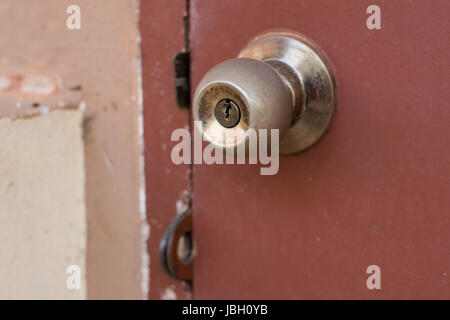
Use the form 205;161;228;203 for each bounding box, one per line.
239;31;337;154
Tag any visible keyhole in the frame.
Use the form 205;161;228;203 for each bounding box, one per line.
214;98;241;128
224;101;232;118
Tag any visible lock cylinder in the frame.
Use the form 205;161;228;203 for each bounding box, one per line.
193;31;337;154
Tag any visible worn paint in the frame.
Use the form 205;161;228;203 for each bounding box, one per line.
0;0;147;299
140;0;192;299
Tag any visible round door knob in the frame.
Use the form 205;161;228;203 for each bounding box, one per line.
193;31;337;154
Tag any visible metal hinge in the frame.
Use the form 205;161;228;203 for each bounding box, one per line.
173;51;191;108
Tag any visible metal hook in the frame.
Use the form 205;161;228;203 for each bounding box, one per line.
159;196;193;281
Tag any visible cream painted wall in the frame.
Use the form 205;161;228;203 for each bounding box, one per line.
0;109;86;299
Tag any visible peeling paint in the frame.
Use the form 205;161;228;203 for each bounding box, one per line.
161;286;177;300
0;71;61;100
103;153;113;170
135;0;149;300
20;74;56;95
38;105;50;115
0;76;11;90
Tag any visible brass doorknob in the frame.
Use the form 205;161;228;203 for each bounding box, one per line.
193;31;337;154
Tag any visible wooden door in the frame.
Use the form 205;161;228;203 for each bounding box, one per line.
190;0;450;299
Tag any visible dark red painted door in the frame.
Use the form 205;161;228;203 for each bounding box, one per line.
191;0;449;299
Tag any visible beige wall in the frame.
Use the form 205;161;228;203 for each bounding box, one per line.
0;0;147;299
0;109;86;299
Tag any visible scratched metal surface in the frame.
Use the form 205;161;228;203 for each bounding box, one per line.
191;0;450;299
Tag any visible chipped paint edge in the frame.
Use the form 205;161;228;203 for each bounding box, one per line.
135;0;150;300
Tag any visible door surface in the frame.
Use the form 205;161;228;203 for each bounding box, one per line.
190;0;449;299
